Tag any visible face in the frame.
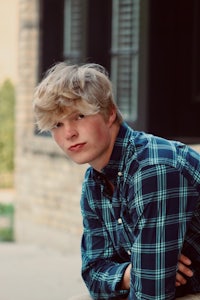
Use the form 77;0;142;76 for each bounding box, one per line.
51;110;117;171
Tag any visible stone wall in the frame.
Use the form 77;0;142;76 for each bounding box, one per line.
15;0;86;252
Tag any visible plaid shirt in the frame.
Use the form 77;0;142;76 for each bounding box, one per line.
80;122;200;300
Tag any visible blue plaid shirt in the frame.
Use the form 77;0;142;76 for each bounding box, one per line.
80;122;200;300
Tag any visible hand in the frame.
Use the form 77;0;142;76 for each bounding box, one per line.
176;254;193;287
121;255;193;290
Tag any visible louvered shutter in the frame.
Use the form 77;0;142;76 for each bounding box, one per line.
111;0;140;121
63;0;88;63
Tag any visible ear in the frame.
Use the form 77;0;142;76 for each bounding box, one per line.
107;107;117;127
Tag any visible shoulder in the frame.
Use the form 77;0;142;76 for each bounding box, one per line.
124;129;178;170
124;128;200;178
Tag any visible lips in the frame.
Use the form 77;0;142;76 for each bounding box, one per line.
68;143;86;151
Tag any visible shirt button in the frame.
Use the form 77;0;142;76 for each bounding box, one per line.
118;171;122;176
127;250;131;256
118;218;122;224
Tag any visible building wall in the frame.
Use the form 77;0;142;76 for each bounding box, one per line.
0;0;19;84
15;0;86;252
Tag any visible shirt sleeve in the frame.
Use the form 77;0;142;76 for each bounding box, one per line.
128;164;199;300
80;186;130;300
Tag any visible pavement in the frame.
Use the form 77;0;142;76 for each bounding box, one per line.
1;243;200;300
0;189;88;300
0;190;200;300
0;241;88;300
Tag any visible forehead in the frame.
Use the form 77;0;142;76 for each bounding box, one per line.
64;109;81;119
56;108;80;121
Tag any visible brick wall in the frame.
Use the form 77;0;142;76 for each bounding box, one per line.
15;0;86;252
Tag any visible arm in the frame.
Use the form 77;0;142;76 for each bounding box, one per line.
128;165;198;299
119;255;193;291
81;220;130;300
81;180;130;300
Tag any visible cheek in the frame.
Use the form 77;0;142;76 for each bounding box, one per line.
51;131;57;142
92;125;110;145
52;132;63;147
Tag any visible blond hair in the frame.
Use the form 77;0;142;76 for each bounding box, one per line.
33;62;122;132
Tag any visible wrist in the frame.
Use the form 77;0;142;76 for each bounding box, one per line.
121;264;131;290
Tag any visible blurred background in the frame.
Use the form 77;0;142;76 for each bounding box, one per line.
0;0;18;241
0;0;200;299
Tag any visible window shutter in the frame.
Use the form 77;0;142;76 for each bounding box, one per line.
63;0;88;63
111;0;140;121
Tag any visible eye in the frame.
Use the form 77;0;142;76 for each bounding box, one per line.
52;122;63;129
77;114;85;120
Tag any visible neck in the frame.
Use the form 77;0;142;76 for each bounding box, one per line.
93;122;120;172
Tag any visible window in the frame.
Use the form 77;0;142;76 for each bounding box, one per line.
63;0;88;63
192;0;200;103
39;0;64;77
63;0;112;69
111;0;140;122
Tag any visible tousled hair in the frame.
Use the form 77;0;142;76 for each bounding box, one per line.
33;62;123;132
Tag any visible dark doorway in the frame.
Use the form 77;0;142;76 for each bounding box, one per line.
148;0;200;142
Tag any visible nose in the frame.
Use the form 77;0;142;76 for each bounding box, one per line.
64;122;78;140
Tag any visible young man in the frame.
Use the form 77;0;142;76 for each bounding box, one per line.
33;62;200;299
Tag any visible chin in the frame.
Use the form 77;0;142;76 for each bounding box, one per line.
72;158;89;165
71;154;96;166
75;161;87;165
